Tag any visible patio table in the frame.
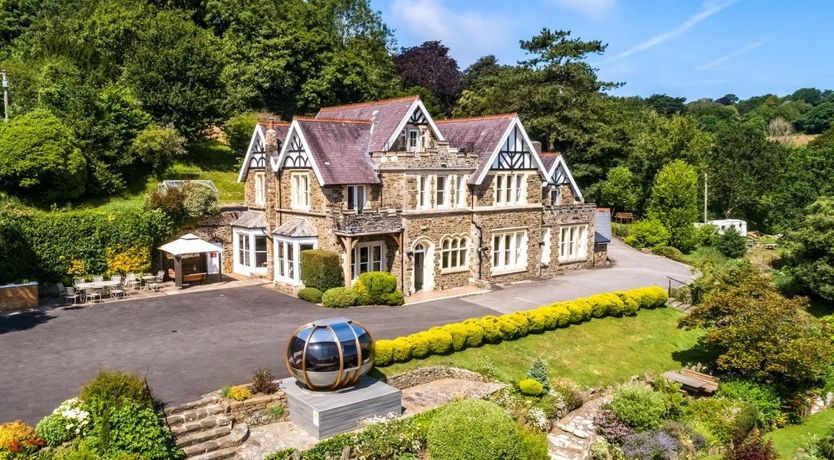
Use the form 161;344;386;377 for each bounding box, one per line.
75;280;121;290
141;275;158;290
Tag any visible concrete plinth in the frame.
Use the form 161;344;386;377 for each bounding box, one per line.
281;376;402;439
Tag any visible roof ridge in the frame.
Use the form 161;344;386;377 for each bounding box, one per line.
435;113;518;123
317;95;419;112
256;120;290;126
540;151;561;156
296;116;372;124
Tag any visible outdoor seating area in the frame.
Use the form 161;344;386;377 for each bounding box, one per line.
57;271;168;306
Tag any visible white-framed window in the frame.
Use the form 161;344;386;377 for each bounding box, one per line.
352;242;385;280
492;230;528;273
417;175;430;210
346;185;367;211
550;186;561;206
441;236;469;271
254;172;266;207
559;225;588;263
454;175;467;208
436;175;449;208
494;172;527;205
291;173;310;210
274;237;317;285
541;227;552;265
408;129;419;152
233;228;268;276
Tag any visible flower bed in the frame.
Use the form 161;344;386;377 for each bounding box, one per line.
0;281;38;312
374;286;668;366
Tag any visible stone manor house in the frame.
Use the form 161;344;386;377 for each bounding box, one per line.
231;95;606;295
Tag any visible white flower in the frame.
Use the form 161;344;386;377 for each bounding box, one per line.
526;407;550;431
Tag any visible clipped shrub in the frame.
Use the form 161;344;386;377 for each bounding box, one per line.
36;398;90;447
408;332;432;358
589;293;625;317
426;327;454;354
652;245;685;262
526;310;548;333
79;370;152;420
382;290;405;306
518;378;544;396
609;382;666;431
526;358;550;392
477;316;503;343
374;340;394;365
625;218;671;249
299;249;342;292
321;287;357;308
441;324;469;351
353;271;397;305
462;320;485;347
391;337;413;362
227;386;251;401
427;399;520;460
297;287;323;304
251;368;278;395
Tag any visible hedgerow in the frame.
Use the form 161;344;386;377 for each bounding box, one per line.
373;286;668;366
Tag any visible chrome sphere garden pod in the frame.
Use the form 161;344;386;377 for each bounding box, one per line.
285;318;375;390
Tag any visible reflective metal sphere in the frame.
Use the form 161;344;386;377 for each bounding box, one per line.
285;318;375;391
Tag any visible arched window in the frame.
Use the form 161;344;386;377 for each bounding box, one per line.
440;236;469;270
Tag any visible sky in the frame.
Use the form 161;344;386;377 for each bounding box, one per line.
369;0;834;101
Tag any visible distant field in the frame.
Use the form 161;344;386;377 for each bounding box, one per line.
769;133;819;147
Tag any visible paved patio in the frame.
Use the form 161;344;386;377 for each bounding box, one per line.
0;239;693;424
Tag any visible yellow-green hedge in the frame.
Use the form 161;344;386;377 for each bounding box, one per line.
373;286;668;366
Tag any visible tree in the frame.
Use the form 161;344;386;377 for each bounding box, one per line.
788;87;823;106
0;109;86;203
122;9;226;138
394;41;462;115
596;166;639;213
130;124;186;176
460;55;507;91
645;93;686;116
784;197;834;302
718;227;747;258
679;270;833;390
716;93;739;106
796;102;834;134
223;113;261;159
648;160;699;251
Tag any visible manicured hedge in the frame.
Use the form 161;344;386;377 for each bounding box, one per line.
322;287;358;308
0;209;175;283
300;249;342;292
373;286;668;366
297;287;323;303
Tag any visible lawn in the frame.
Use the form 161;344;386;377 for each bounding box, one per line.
767;409;834;459
377;307;702;388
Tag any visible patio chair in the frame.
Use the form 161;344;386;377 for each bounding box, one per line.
64;286;83;305
109;283;127;300
86;288;102;303
92;275;104;283
148;273;164;293
56;282;68;304
73;278;85;288
110;275;122;283
124;273;140;291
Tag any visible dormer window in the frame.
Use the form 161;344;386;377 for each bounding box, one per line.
409;129;419;152
346;185;367;211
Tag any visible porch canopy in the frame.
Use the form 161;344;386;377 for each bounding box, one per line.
158;233;222;287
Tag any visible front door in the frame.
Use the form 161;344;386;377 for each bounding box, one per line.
413;244;425;292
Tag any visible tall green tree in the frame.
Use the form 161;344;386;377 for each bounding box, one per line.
648;160;699;251
0;109;86;203
785;197;834;302
595;166;640;213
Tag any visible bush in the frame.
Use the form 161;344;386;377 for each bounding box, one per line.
36;398;90;447
352;271;397;305
621;430;681;460
382;290;405;306
718;227;747;258
724;430;777;460
0;421;43;455
391;338;413;362
717;380;784;429
624;219;670;249
251;368;278;395
696;224;721;247
653;377;686;419
652;245;685;262
551;378;584;413
462;320;485;347
181;183;219;220
441;324;469;351
321;287;357;308
102;400;181;460
79;370;152;420
223;113;259;158
683;397;757;444
608;382;667;431
427;399;520;460
517;427;549;460
518;379;544;396
297;287;323;303
227;386;251;401
300;250;342;292
130;124;186;176
374;340;394;365
526;358;550;392
594;408;635;444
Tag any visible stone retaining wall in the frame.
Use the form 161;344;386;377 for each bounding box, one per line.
0;282;38;312
384;366;487;390
221;391;288;427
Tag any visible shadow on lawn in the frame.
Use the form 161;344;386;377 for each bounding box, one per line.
672;342;716;368
0;309;53;334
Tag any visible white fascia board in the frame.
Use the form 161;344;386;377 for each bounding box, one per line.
237;124;266;182
272;120;326;186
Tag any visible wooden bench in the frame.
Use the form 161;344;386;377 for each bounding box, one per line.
662;369;719;395
182;272;207;285
614;212;635;223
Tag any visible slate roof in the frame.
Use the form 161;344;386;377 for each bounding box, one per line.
272;218;318;237
316;96;419;152
231;210;268;229
434;114;516;184
257;121;290;144
294;118;379;185
539;152;562;173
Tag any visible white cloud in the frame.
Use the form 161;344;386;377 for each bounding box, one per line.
551;0;616;19
604;0;738;62
698;40;765;70
390;0;512;66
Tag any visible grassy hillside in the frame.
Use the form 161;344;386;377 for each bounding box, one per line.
767;409;834;459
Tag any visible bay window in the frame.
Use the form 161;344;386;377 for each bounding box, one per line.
559;225;588;263
492;230;527;273
233;228;268;276
274;237;317;285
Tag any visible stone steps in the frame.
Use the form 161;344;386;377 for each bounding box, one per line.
166;395;221;416
176;425;233;448
164;394;251;459
171;414;233;437
165;403;225;427
182;423;249;458
187;447;238;460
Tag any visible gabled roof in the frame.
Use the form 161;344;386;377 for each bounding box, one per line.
237;122;289;182
317;96;444;152
436;114;548;185
274;117;379;186
542;151;584;202
539;152;561;172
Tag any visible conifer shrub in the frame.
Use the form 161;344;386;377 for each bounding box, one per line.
526;358;550;392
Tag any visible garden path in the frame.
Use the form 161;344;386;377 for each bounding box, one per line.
548;395;609;460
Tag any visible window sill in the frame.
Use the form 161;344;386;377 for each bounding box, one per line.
558;258;588;265
491;267;527;276
275;277;301;286
441;267;469;275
